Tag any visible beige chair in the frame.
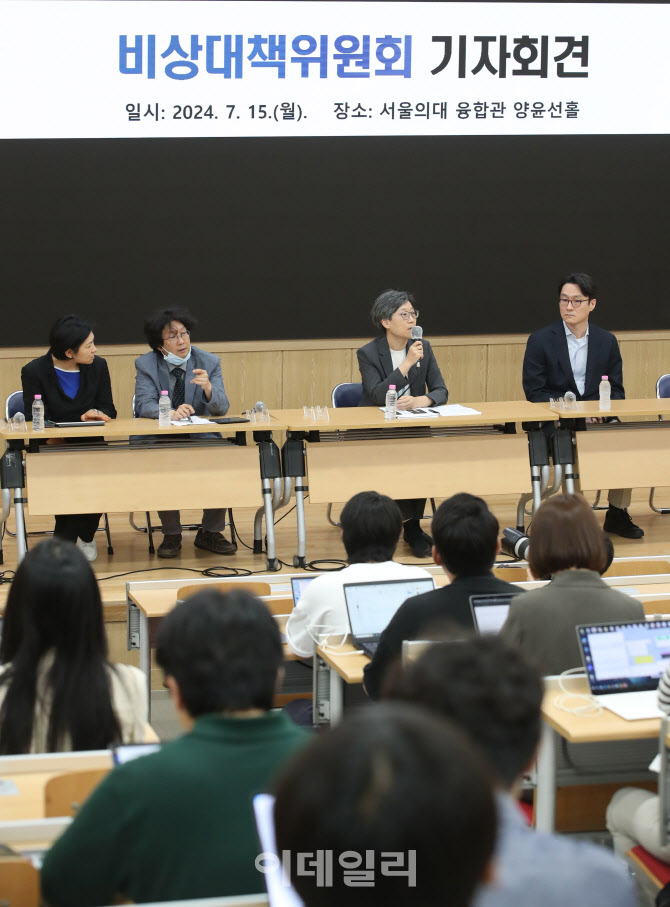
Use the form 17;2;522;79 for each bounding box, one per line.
0;858;40;907
44;768;109;817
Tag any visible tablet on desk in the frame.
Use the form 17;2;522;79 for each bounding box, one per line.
53;420;106;427
209;416;251;424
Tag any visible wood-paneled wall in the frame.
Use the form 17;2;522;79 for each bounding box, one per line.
1;332;667;416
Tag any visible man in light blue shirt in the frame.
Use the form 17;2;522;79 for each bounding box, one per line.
388;636;637;907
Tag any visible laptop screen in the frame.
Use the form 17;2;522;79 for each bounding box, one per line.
577;620;670;695
470;593;515;634
291;575;318;605
343;577;435;640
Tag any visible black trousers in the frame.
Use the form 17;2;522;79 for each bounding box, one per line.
397;498;426;522
54;513;101;543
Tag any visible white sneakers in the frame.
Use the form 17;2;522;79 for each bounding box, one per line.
77;538;98;562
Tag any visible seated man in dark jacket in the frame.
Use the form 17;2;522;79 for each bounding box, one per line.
364;493;523;698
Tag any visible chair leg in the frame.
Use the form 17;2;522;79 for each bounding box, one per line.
430;498;437;515
103;513;114;555
326;503;341;528
591;490;608;511
146;512;155;554
650;488;670;514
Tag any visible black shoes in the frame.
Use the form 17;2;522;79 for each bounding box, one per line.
194;528;238;556
403;519;433;558
603;506;644;539
157;533;183;558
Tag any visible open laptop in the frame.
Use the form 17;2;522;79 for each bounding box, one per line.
577;619;670;720
343;576;435;658
291;575;318;606
470;593;516;634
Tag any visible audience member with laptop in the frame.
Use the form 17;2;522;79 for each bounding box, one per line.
499;494;644;675
285;491;432;659
387;635;637;907
41;588;310;906
364;493;523;699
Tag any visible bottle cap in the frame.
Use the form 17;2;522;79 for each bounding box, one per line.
601;375;608;380
34;394;41;400
161;390;169;395
389;385;396;390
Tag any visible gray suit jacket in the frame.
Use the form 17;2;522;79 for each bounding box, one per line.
134;347;229;419
356;335;448;407
499;569;645;675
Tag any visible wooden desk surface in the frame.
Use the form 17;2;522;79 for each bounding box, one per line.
542;678;661;743
0;416;285;441
128;589;298;660
539;398;670;420
272;401;558;432
316;642;368;684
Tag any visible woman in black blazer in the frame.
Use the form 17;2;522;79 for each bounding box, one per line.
357;290;448;558
21;315;117;560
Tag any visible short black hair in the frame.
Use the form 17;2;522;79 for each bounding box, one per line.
388;636;543;789
48;314;94;360
431;493;499;576
370;289;415;331
155;588;282;716
143;306;197;351
274;703;496;907
558;272;598;299
340;491;402;564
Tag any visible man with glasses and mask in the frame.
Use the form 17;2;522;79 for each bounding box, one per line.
522;273;643;539
134;306;237;558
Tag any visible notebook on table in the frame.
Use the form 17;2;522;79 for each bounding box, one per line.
576;619;670;720
343;576;435;658
470;593;516;634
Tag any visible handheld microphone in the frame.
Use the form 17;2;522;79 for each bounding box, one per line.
411;325;423;368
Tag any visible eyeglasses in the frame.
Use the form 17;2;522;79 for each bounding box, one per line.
397;309;419;321
559;297;589;308
165;330;191;343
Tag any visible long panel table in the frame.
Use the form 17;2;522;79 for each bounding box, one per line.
0;417;287;569
271;402;558;565
539;399;670;495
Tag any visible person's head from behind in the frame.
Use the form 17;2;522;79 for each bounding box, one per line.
49;314;96;365
0;539;116;754
387;636;543;791
340;491;403;564
528;494;607;581
431;493;500;577
156;588;282;724
144;306;197;358
273;703;496;907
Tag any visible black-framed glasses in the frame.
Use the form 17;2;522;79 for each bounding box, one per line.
397;309;419;321
559;298;589;308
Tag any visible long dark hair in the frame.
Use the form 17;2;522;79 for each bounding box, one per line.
0;539;122;754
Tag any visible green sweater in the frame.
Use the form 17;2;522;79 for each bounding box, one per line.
41;712;310;906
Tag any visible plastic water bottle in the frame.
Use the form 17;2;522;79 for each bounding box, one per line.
158;390;171;427
599;375;611;411
32;394;44;432
385;384;398;420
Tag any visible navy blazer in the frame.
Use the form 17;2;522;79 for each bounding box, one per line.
21;354;117;423
134;347;229;419
522;320;625;403
357;336;448;407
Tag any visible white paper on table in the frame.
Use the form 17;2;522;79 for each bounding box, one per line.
431;404;482;416
169;415;212;426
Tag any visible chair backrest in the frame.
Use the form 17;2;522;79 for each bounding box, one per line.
0;858;40;907
176;582;273;601
6;391;24;420
331;382;363;408
657;375;670;399
44;768;109;817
